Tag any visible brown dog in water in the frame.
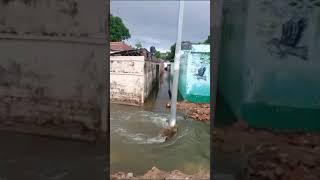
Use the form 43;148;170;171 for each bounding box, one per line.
160;126;178;141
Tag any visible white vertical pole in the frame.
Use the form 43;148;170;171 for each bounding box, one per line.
169;0;184;127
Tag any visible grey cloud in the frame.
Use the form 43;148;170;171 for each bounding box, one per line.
111;1;210;52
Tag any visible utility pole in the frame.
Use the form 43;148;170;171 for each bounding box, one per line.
169;0;184;127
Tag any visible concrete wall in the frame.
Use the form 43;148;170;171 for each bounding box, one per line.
179;45;210;103
218;0;320;129
110;56;158;106
242;0;320;108
220;0;320;111
0;0;105;38
144;60;158;100
0;0;107;141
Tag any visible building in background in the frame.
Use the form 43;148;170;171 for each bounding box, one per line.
110;42;134;53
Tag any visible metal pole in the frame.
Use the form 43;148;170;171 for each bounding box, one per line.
169;0;184;127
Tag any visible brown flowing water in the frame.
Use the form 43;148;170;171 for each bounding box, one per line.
110;72;210;175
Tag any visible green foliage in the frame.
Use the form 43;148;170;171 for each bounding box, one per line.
166;43;176;61
110;14;131;41
135;42;142;49
161;52;170;60
203;35;210;44
155;51;161;59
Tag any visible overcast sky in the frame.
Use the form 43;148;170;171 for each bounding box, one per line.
111;1;210;52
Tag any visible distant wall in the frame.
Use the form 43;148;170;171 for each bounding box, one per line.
0;0;107;141
110;56;158;106
144;60;158;100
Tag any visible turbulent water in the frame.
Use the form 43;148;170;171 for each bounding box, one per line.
110;72;210;175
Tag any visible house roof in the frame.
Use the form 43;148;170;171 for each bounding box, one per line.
110;42;134;52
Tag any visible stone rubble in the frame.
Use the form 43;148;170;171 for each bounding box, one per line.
111;167;209;180
166;101;210;122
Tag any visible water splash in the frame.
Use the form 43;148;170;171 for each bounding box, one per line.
111;110;187;145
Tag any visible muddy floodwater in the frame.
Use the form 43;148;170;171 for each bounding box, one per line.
110;72;210;175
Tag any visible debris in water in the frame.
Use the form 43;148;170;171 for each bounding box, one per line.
166;103;171;108
127;172;133;178
160;126;178;141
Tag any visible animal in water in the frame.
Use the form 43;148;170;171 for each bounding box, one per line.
267;16;308;60
160;126;178;141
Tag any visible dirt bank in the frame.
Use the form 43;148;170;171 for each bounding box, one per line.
111;167;209;180
214;121;320;180
166;101;210;122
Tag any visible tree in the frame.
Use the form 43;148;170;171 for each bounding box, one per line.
160;52;170;60
155;51;161;59
110;14;131;41
166;43;176;61
203;35;210;44
135;42;142;49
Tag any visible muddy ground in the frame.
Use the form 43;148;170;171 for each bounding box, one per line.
214;121;320;180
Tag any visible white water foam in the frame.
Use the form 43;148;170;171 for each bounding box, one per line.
113;127;166;144
111;111;187;145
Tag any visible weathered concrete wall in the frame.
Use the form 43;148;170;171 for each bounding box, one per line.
0;0;105;38
110;56;158;106
220;0;320;110
110;56;144;105
218;0;320;129
0;0;107;140
144;61;158;100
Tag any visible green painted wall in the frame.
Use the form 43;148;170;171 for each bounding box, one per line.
179;45;210;103
218;0;320;131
